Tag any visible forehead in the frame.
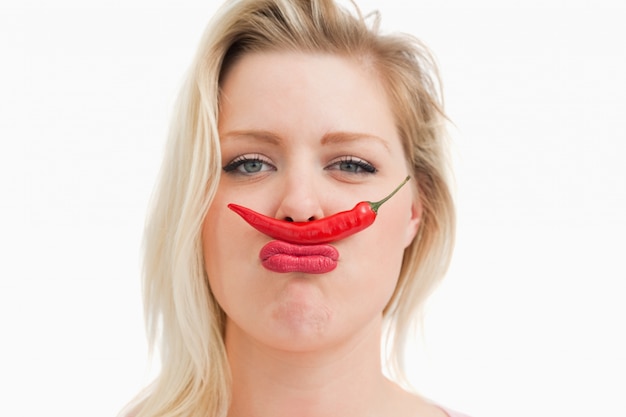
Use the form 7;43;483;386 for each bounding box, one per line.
218;51;397;139
220;50;383;95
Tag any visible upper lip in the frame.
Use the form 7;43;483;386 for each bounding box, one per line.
259;240;339;261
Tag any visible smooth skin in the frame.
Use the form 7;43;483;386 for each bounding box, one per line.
202;51;446;417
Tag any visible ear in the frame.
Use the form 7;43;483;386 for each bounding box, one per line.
404;198;423;248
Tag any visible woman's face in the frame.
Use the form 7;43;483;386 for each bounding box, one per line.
202;51;421;352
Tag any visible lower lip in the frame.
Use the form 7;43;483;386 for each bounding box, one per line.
259;240;339;274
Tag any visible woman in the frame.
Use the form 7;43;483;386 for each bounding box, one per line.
123;0;467;416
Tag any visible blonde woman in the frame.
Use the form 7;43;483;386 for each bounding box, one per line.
123;0;469;416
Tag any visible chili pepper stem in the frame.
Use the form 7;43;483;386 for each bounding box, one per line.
369;175;411;213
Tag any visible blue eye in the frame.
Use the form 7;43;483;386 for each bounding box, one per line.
328;156;377;174
223;155;275;175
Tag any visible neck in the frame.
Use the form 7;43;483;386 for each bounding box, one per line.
225;316;393;417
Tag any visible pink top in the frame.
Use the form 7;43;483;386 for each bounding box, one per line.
440;406;472;417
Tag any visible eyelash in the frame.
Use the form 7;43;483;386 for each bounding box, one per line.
222;154;275;174
327;156;377;174
222;155;377;175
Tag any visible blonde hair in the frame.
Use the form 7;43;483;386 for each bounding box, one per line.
123;1;455;416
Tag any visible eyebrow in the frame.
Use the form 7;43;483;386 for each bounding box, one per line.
320;131;391;152
220;129;391;152
220;130;282;144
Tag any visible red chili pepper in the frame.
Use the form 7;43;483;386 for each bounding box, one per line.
227;176;410;245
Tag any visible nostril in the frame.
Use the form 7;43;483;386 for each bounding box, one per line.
284;216;315;222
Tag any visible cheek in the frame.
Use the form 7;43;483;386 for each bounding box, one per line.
371;201;413;273
202;204;249;308
376;196;414;245
202;212;226;301
345;201;412;298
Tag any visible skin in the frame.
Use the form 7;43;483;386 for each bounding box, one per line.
202;51;446;417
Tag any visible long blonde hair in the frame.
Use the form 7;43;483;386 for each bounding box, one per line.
123;1;455;416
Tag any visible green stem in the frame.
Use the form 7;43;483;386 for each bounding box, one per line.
369;175;411;213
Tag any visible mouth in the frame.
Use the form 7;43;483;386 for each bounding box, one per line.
259;240;339;274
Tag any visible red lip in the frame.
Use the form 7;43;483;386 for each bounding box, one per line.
259;240;339;274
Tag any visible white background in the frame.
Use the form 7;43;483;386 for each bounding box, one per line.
1;1;625;416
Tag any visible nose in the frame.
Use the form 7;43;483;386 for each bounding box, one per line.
274;176;324;222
